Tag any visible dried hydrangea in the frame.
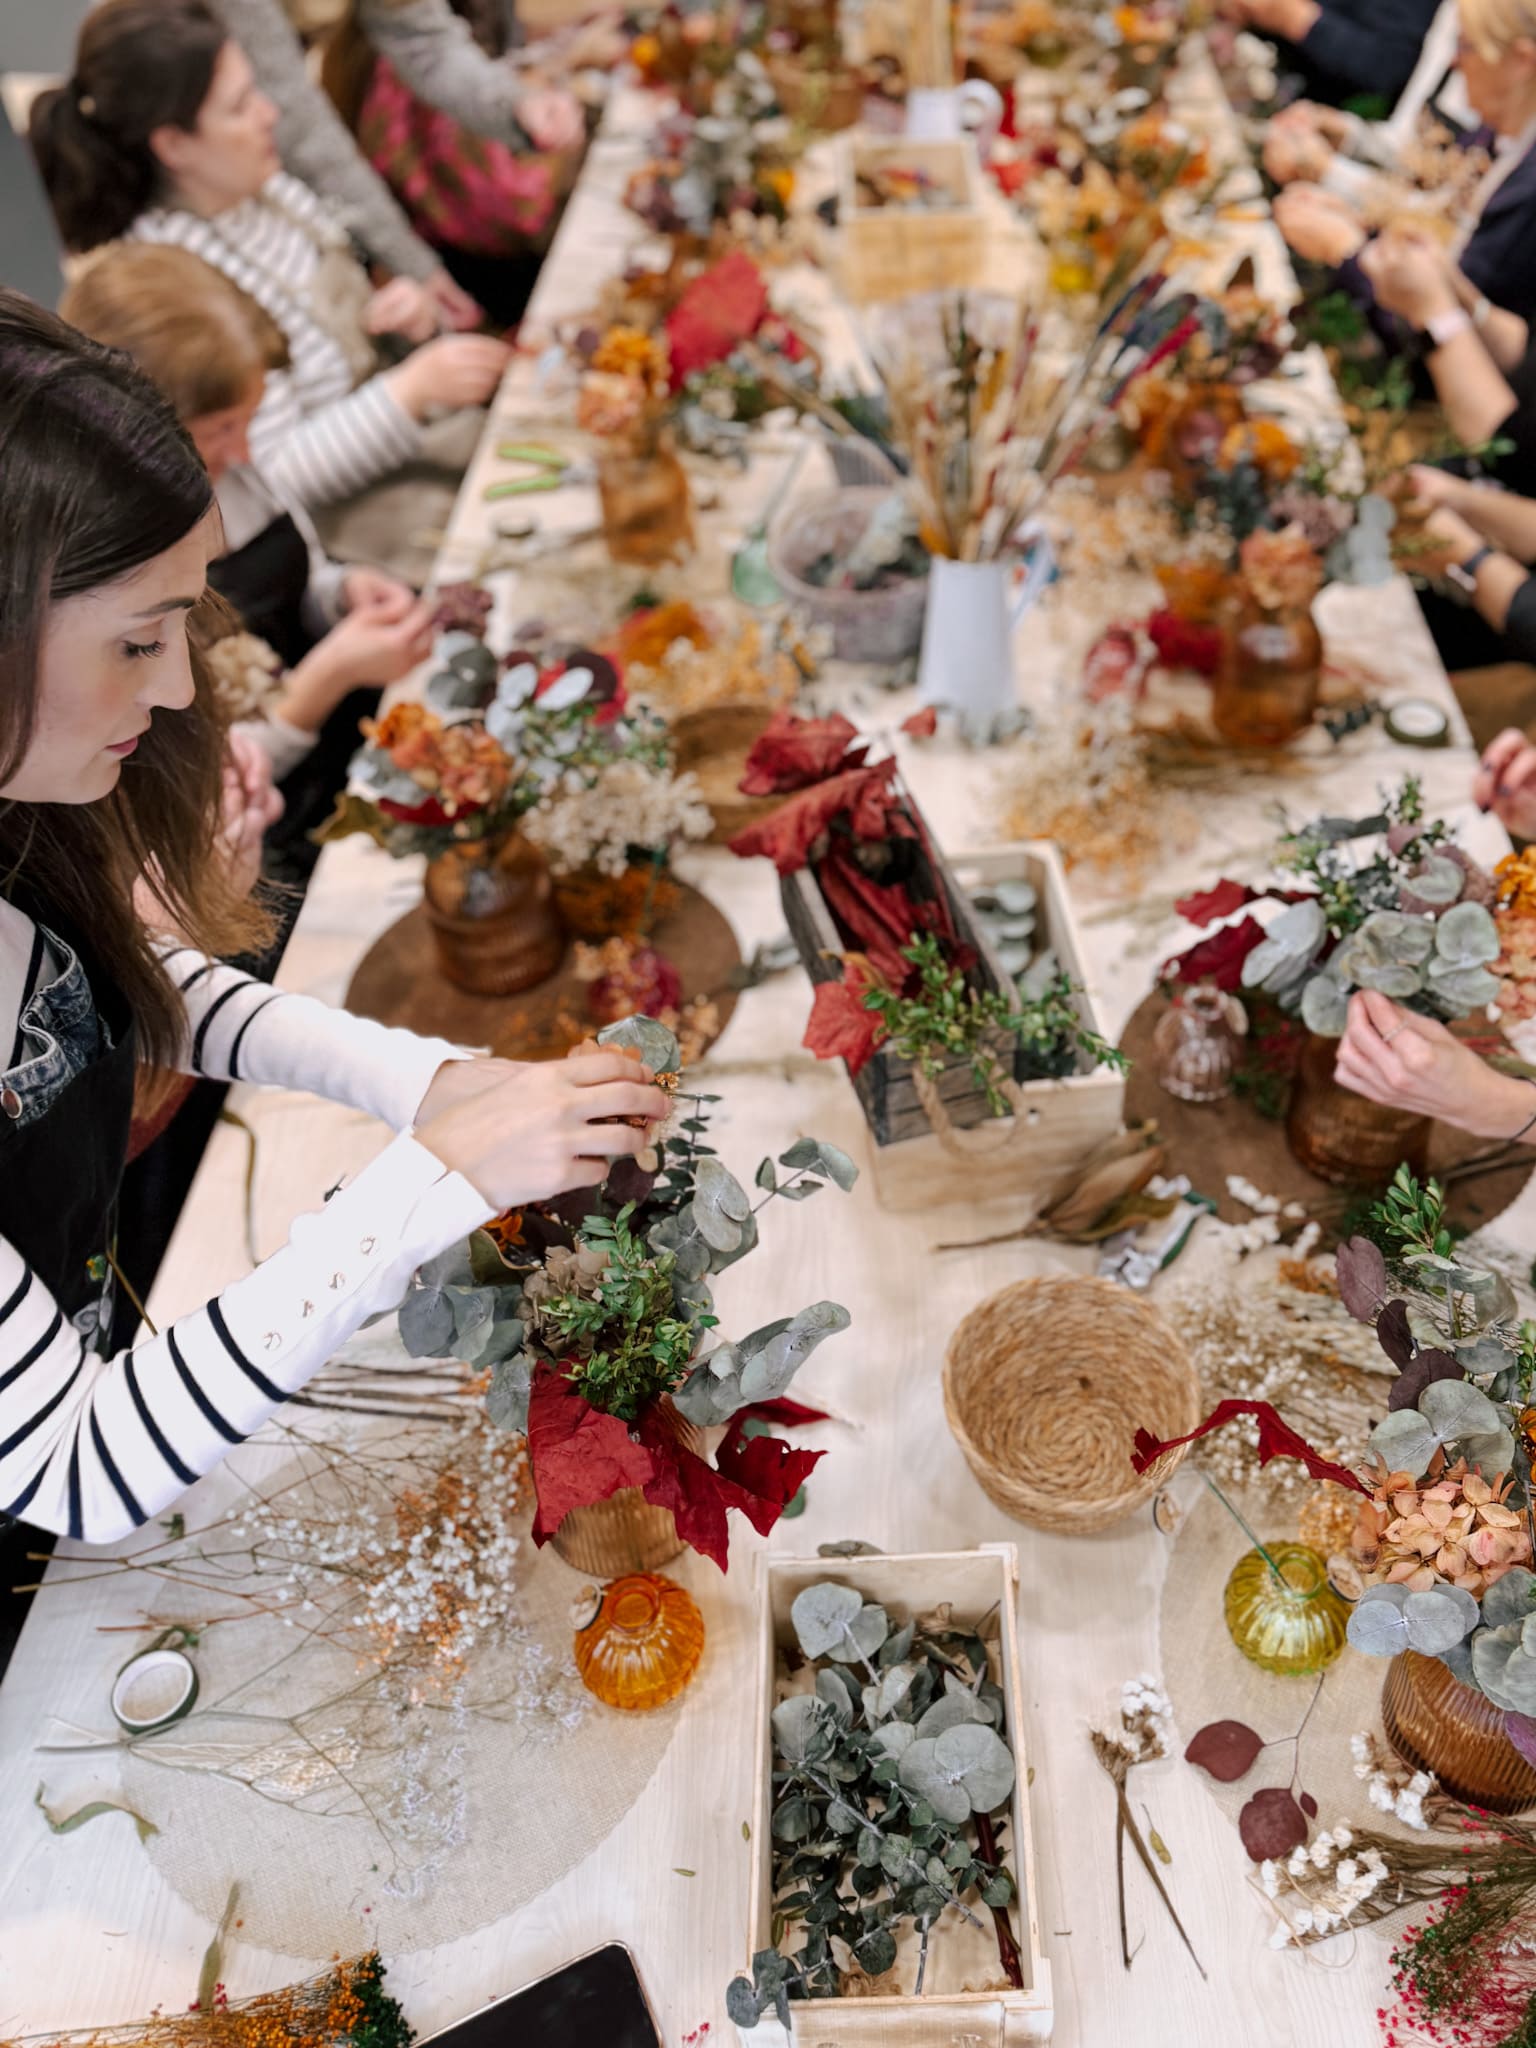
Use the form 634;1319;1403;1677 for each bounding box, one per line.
523;758;712;876
204;629;285;720
1351;1458;1533;1597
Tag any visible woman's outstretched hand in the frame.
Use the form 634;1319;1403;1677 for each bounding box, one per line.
417;1050;671;1208
1334;989;1536;1140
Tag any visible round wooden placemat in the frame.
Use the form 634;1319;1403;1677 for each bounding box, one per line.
346;879;743;1060
1121;988;1535;1238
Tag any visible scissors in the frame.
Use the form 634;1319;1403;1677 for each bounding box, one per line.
484;443;595;500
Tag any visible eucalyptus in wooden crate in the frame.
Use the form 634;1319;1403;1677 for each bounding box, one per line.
837;138;987;304
783;832;1125;1210
732;1545;1053;2043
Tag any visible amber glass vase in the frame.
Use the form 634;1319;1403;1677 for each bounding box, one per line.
1286;1028;1431;1187
1224;1543;1350;1676
422;834;565;996
1382;1650;1536;1812
572;1572;706;1711
547;1398;702;1577
597;431;694;567
1212;596;1322;747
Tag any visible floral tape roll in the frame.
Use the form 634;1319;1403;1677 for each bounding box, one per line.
111;1633;198;1736
1384;698;1450;748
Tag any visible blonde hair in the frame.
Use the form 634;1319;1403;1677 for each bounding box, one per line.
60;243;287;423
1459;0;1536;63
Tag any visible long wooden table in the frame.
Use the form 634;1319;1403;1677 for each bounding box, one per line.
4;47;1535;2048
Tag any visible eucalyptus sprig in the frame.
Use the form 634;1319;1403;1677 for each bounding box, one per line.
863;932;1126;1115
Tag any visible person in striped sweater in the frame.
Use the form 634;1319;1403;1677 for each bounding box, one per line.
29;0;511;514
0;289;668;1545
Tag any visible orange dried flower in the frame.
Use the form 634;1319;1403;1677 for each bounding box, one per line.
1351;1455;1533;1597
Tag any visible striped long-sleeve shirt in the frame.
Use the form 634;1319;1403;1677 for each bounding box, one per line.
0;904;488;1543
130;174;423;510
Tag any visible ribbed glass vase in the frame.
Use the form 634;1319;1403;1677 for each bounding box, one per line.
1224;1542;1349;1676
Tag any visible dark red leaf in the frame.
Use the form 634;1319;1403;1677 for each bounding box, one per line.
713;1430;825;1532
1148;608;1224;678
1388;1349;1466;1412
901;706;939;738
1299;1791;1318;1819
804;966;889;1077
728;760;896;875
526;1366;654;1545
664;249;771;384
719;1397;830;1451
1161;914;1267;992
1131;1399;1370;1496
737;708;868;796
1174;880;1256;928
634;1408;825;1570
1239;1788;1309;1863
1376;1299;1415;1369
1184;1719;1266;1783
1506;1712;1536;1770
1335;1237;1389;1325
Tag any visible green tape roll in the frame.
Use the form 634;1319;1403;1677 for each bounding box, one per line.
111;1629;199;1735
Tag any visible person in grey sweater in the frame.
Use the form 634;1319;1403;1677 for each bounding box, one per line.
209;0;485;327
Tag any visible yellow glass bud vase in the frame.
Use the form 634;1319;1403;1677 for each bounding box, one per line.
1224;1542;1349;1677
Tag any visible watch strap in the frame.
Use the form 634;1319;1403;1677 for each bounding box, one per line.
1426;305;1473;347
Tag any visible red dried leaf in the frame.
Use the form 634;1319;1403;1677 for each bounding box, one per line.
1161;914;1267;992
1184;1719;1265;1784
1299;1791;1318;1819
1238;1788;1309;1863
1148;608;1224;678
634;1406;823;1570
526;1366;655;1545
728;760;896;875
1174;880;1256;928
1131;1399;1370;1496
901;706;939;738
720;1397;830;1447
737;708;868;796
804;964;889;1077
664;250;771;384
713;1430;825;1532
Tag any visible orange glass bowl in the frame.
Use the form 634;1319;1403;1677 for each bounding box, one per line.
572;1572;705;1712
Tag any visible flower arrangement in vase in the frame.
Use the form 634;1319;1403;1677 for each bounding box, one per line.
1164;780;1503;1182
397;1015;857;1572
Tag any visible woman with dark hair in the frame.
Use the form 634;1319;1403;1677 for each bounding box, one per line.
0;287;668;1542
28;0;511;514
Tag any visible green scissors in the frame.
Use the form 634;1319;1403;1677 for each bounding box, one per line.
484;442;595;500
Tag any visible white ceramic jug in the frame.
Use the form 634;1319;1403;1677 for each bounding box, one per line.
915;539;1055;722
905;78;1004;148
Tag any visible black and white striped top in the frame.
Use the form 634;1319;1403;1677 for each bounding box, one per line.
130;173;422;509
0;902;486;1543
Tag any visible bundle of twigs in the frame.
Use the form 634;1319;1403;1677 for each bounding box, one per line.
867;272;1197;562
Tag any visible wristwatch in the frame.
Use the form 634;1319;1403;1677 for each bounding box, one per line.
1445;545;1494;599
1426;305;1473;347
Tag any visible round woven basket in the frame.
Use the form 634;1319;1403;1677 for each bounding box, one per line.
942;1275;1200;1534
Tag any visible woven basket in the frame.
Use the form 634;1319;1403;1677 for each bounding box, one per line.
942;1275;1200;1534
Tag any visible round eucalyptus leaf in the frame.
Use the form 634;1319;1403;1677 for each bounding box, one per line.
1483;1568;1536;1630
691;1155;752;1254
872;1721;916;1760
791;1582;864;1659
1361;910;1436;964
1300;974;1350;1037
595;1013;680;1073
484;1352;531;1433
899;1722;1016;1821
725;1978;763;2029
1434;900;1500;967
397;1285;455;1358
828;1602;891;1665
1406;854;1464;906
770;1793;820;1841
915;1690;990;1739
1424;963;1501;1015
772;1692;837;1761
862;1662;916;1723
855;1927;897;1978
1351;960;1423;1000
815;1669;855;1727
1367;1408;1439;1478
1422;1376;1502;1438
1402;1584;1481;1655
1473;1622;1536;1713
1346;1584;1411;1658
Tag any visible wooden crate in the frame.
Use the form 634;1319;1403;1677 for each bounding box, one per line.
838;138;987;304
743;1546;1054;2045
782;826;1125;1210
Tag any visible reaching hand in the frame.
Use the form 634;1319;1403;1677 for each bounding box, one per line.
1475;725;1536;836
1334;990;1536;1140
517;86;586;154
417;1050;673;1210
1272;184;1367;266
386;335;513;419
342;566;417;621
364;277;440;344
1358;229;1461;328
423;267;485;333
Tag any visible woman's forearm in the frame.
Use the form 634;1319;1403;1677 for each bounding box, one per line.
1455;486;1536;562
1450;273;1530;371
1424;328;1520;449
